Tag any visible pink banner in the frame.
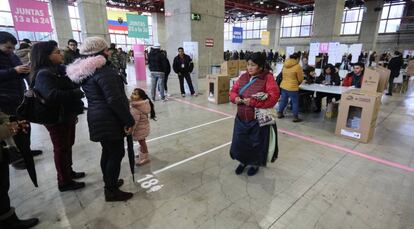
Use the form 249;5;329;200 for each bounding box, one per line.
133;44;146;81
319;43;329;54
9;0;52;32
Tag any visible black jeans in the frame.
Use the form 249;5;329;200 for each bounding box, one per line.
388;76;395;95
0;154;11;219
315;92;341;110
100;139;125;189
178;73;195;95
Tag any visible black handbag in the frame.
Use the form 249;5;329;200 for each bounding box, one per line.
276;71;283;86
17;71;63;125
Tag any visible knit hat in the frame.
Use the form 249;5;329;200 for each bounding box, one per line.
79;37;109;55
153;43;161;49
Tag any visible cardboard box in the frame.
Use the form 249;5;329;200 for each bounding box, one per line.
221;60;238;77
361;68;380;93
335;89;382;143
406;60;414;76
238;60;247;74
373;66;390;93
325;101;339;119
207;74;230;104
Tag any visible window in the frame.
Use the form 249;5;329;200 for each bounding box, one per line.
68;3;83;43
378;1;405;33
280;12;313;38
341;7;364;35
224;18;268;40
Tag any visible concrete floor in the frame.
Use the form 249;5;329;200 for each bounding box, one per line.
9;65;414;229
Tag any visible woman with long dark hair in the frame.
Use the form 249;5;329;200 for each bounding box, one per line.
229;52;280;176
67;37;135;202
30;40;85;192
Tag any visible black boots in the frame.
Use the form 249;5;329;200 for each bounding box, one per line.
104;188;133;202
235;164;247;175
58;181;85;192
0;212;39;229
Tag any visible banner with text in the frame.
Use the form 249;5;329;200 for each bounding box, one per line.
127;14;149;38
9;0;52;32
232;27;243;43
261;31;270;46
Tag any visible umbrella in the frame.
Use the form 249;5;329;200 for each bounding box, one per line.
14;130;38;187
126;135;135;181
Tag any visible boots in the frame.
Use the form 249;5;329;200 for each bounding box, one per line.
0;212;39;229
135;152;150;166
292;116;302;123
104;188;133;202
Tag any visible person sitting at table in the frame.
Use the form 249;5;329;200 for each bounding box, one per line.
303;66;316;84
314;64;341;113
298;66;316;113
342;62;364;88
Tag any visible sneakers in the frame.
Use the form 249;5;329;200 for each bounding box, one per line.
71;171;86;179
247;166;259;176
162;98;168;103
292;116;302;123
58;181;85;192
105;188;133;202
0;212;39;229
181;94;186;97
191;93;198;97
135;153;150;166
235;164;247;175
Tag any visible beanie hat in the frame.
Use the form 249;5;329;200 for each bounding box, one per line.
79;37;109;55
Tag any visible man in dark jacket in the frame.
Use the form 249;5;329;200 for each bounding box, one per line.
63;39;80;65
386;51;404;96
173;47;196;97
0;32;42;170
148;44;171;101
314;64;341;112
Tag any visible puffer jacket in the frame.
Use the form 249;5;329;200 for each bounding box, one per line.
130;100;150;141
0;51;27;115
67;55;134;142
280;58;304;91
148;48;170;73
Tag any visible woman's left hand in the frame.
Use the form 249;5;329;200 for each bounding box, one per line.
243;98;251;106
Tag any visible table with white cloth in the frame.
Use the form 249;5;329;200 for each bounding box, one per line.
299;83;353;95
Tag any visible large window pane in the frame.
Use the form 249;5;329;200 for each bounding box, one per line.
343;22;357;34
110;34;116;43
224;32;229;40
35;32;52;41
116;34;126;44
282;27;291;37
291;27;300;37
356;22;361;34
300;26;311;36
0;27;17;38
247;21;253;30
282;16;292;27
260;20;267;29
345;10;359;22
292;16;301;26
378;20;386;33
17;31;35;41
381;6;390;19
385;19;401;32
253;30;260;38
241;22;247;30
0;0;11;11
68;6;77;18
302;15;312;25
0;12;13;26
246;30;253;39
358;9;364;21
70;19;79;30
253;20;260;30
388;5;404;18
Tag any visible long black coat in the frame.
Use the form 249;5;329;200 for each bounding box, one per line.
0;51;27;115
388;56;404;78
67;55;134;142
34;66;84;123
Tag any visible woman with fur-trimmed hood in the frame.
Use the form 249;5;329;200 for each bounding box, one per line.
66;37;135;202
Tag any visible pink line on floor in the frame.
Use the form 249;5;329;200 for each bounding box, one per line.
170;97;414;173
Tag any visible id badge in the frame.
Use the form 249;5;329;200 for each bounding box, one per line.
181;64;185;68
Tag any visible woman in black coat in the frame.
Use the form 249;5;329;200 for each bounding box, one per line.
314;64;341;113
30;41;85;192
67;37;135;202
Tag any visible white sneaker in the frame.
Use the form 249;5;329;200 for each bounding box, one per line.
181;94;186;97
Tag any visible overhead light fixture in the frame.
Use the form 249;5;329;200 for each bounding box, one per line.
160;8;164;11
137;4;140;7
260;1;264;4
289;9;292;12
276;5;280;9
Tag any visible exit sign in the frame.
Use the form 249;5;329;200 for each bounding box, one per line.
191;13;201;21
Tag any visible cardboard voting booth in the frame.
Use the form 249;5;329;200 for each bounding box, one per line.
221;61;238;77
207;74;230;104
335;89;382;143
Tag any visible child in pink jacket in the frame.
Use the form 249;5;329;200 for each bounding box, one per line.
130;88;156;166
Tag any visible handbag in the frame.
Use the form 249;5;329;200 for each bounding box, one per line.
17;71;63;125
255;108;277;127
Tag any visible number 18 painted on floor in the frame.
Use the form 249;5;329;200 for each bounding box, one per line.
137;174;164;193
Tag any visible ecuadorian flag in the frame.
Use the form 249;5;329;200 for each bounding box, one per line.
107;10;129;31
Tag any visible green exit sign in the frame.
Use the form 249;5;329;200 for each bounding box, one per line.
191;13;201;21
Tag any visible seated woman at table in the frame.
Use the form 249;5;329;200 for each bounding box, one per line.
298;66;316;113
303;66;316;84
342;62;364;88
314;64;341;113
